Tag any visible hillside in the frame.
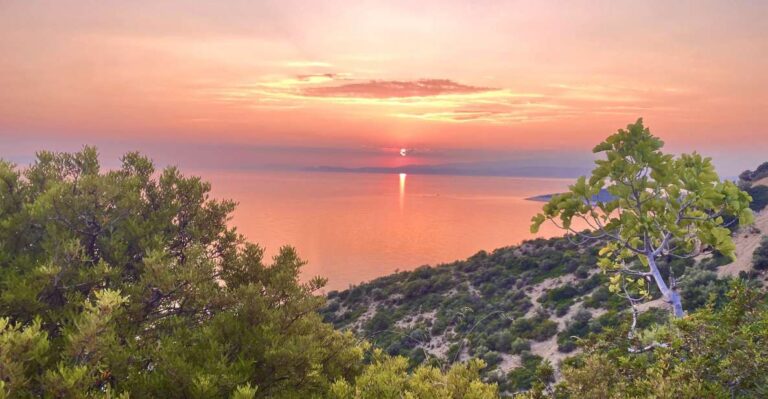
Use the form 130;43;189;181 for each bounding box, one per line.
321;172;768;394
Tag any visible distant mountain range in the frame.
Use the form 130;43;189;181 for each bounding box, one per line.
305;161;592;178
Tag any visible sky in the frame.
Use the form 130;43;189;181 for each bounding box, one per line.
1;0;766;176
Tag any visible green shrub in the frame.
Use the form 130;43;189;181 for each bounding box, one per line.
679;266;730;310
747;185;768;212
509;338;531;355
556;309;592;353
753;237;768;270
403;279;432;299
482;351;503;368
506;352;543;391
366;311;394;333
510;313;558;341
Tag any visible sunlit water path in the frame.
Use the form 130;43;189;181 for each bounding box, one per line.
204;171;571;291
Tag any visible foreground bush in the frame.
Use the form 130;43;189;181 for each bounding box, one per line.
330;350;497;399
0;148;494;398
518;282;768;398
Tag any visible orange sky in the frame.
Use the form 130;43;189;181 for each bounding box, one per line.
0;1;766;174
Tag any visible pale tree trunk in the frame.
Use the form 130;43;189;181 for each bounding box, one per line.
645;254;684;318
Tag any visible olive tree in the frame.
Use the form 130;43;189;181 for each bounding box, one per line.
531;119;753;317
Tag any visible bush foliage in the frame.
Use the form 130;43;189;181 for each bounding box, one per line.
0;148;495;398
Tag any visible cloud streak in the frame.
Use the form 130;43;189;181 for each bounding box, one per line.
301;79;495;98
212;73;699;125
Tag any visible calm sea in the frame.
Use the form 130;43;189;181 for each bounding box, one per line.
204;171;571;291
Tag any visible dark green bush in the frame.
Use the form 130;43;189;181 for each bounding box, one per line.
366;311;394;333
482;351;503;368
506;352;544;391
509;338;531;354
510;313;558;341
747;185;768;212
557;309;592;353
753;237;768;270
679;266;730;310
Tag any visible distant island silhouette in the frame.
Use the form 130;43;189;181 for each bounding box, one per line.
526;188;615;202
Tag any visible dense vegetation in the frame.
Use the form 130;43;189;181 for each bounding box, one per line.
319;233;743;393
1;130;766;397
0;148;496;398
521;282;768;398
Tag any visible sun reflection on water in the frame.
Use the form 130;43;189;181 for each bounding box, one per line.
399;173;406;210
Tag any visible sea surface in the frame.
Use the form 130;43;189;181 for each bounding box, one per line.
204;171;572;291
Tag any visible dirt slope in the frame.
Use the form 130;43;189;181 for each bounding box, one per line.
718;209;768;278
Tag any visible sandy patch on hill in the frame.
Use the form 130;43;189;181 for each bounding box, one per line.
531;337;560;364
350;301;380;333
395;310;437;329
422;333;451;359
527;305;606;375
524;274;579;318
718;209;768;278
497;353;522;373
635;298;666;313
753;177;768;187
